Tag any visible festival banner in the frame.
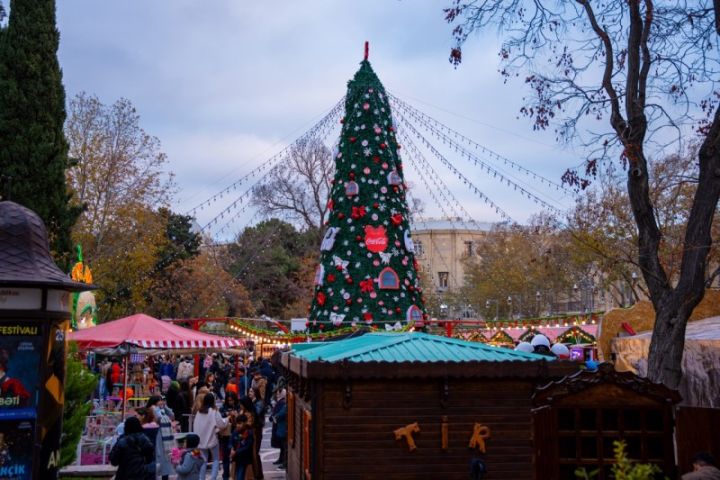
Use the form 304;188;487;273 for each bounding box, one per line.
0;323;42;420
0;418;34;480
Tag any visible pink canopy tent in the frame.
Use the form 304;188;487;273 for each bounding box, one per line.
69;313;244;419
69;313;244;350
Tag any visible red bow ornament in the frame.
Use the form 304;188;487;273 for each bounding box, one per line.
360;279;374;293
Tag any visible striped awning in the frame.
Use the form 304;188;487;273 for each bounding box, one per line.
69;313;244;350
133;338;242;349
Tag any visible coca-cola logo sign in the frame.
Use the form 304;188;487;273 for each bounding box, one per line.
364;225;388;253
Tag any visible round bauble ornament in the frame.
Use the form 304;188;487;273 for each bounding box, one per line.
531;334;551;348
551;343;570;359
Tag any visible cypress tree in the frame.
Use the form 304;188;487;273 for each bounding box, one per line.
0;0;80;268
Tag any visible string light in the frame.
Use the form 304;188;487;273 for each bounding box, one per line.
388;94;571;195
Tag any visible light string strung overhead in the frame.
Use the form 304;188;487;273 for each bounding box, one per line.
394;105;564;216
395;109;514;222
199;102;345;234
388;93;571;195
399;129;487;233
185;98;345;218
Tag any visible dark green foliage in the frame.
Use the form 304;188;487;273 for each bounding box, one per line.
229;219;317;318
0;0;80;268
307;60;426;332
60;342;98;468
156;208;202;270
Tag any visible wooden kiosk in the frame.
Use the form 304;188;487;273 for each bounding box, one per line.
280;332;578;480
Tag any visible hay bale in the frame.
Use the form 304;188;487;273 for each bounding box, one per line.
598;289;720;361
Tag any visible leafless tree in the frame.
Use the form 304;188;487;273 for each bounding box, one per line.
446;0;720;388
251;137;333;234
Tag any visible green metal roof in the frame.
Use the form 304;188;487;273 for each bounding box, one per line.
291;332;554;363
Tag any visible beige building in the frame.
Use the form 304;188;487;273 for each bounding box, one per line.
411;218;495;294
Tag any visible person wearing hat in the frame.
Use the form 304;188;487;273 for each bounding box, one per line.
109;416;155;480
176;433;206;480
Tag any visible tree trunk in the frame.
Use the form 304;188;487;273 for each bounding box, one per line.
645;103;720;389
646;299;690;388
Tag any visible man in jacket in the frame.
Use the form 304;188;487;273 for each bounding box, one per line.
683;453;720;480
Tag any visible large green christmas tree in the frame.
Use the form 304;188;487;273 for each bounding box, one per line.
308;47;426;333
0;0;80;268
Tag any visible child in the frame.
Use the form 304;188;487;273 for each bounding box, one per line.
230;415;254;480
175;433;205;480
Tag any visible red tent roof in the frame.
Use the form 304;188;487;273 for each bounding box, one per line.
69;313;243;350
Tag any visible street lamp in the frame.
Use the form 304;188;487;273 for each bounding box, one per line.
535;290;541;316
507;295;513;318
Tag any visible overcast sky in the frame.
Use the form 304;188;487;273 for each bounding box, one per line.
54;1;582;239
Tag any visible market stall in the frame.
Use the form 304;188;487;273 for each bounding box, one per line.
68;313;245;465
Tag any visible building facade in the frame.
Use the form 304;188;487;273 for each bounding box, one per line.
411;218;494;294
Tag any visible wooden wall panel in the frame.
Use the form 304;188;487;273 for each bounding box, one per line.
317;378;537;480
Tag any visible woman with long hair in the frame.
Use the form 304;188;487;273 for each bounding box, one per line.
242;393;265;480
192;392;230;480
146;395;175;480
219;392;239;480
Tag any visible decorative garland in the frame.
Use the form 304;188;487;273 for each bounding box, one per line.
227;318;414;344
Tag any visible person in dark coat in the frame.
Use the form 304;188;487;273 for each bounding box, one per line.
270;388;287;469
166;381;187;429
231;416;255;480
109;417;155;480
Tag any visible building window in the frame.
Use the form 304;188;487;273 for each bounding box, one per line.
464;241;474;257
438;272;449;289
415;240;424;257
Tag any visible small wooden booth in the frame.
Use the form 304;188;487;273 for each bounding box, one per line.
280;332;578;480
532;363;680;479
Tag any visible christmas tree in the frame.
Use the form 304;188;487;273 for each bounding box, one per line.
308;44;426;333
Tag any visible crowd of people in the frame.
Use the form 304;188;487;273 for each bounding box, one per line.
106;354;287;480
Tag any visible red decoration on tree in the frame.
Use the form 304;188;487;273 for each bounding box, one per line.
317;292;326;306
359;279;374;293
364;40;369;61
349;137;357;143
373;202;379;209
379;143;387;149
351;206;367;219
372;155;381;163
327;199;334;211
364;225;388;253
327;273;336;283
319;324;324;330
355;235;362;241
338;212;345;219
349;172;355;179
345;276;354;284
363;312;373;323
391;213;403;226
396;307;402;314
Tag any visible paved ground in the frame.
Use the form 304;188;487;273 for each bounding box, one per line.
258;422;286;480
